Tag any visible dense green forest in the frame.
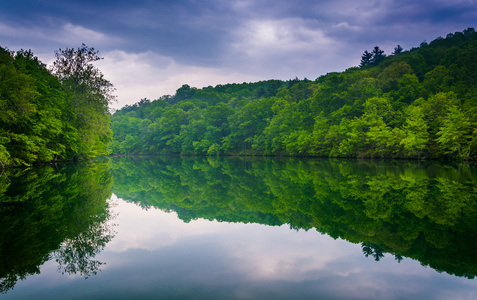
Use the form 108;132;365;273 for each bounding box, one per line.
111;28;477;159
111;157;477;278
0;44;113;167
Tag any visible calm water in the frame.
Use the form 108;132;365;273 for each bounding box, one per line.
1;157;477;299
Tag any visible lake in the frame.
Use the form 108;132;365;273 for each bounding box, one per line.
1;157;477;299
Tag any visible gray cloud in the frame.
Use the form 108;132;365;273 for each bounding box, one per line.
1;0;475;108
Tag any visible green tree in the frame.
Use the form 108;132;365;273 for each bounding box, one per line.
157;108;188;153
392;45;404;55
377;62;414;92
371;46;386;64
0;48;68;166
422;92;460;146
436;106;473;158
308;112;330;156
227;97;275;154
393;74;423;104
422;66;452;95
399;105;429;158
339;97;394;157
52;44;114;159
360;50;373;67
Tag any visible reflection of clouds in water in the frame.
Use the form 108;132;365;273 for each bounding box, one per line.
94;209;471;300
220;224;359;281
7;195;476;300
104;196;439;284
107;194;360;281
106;194;235;251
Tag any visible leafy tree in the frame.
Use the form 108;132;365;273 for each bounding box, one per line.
308;112;330;156
377;62;414;92
422;92;460;143
0;48;67;166
399;105;429;158
422;66;452;95
51;44;114;159
436;105;473;158
392;74;423;104
173;84;196;104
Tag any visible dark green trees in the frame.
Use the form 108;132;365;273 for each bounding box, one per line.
360;50;373;67
392;45;404;55
360;46;386;67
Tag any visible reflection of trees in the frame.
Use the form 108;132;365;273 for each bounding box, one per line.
361;242;385;261
54;223;115;278
0;161;114;294
111;157;477;278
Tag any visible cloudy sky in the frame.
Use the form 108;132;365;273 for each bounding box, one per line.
1;0;476;109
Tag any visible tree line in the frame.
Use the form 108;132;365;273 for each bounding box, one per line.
2;28;476;166
0;44;113;167
111;28;477;160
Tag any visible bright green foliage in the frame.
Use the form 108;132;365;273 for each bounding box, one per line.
400;105;429;158
111;28;477;160
437;106;473;158
51;44;114;159
0;48;63;166
0;45;114;167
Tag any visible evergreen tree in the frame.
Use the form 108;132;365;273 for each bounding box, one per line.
392;45;403;55
360;50;373;67
371;46;386;64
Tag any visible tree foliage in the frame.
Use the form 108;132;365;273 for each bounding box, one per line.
0;44;114;167
110;28;477;160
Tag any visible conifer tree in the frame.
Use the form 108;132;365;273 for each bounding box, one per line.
360;50;373;67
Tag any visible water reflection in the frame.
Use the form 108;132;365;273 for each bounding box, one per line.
1;157;476;298
0;161;115;293
111;157;477;278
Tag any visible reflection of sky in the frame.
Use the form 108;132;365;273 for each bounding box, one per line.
5;195;477;299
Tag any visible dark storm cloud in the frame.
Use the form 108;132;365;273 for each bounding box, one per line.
0;0;238;65
1;0;475;108
381;0;476;23
2;0;475;58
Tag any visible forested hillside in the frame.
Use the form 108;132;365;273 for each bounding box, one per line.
112;28;477;159
0;45;114;167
